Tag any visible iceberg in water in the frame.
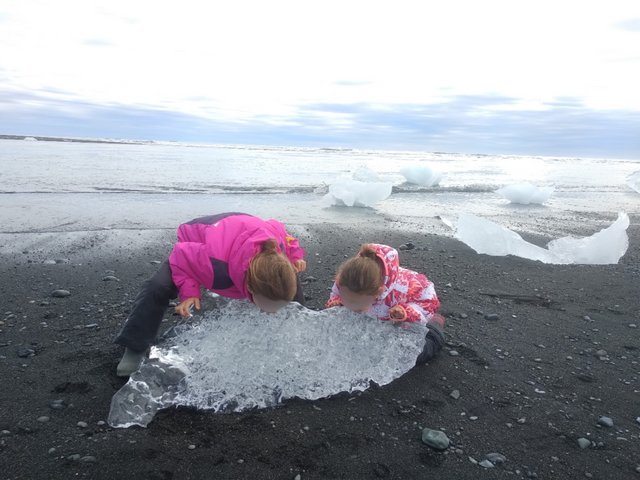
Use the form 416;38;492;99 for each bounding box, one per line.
455;212;629;264
399;164;443;187
627;170;640;193
495;182;554;204
323;166;392;207
108;299;427;428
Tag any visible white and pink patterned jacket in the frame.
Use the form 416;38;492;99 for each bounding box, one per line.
325;244;440;324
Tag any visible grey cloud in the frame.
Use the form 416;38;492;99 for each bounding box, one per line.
1;90;638;158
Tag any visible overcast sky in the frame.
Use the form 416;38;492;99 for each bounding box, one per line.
1;0;639;157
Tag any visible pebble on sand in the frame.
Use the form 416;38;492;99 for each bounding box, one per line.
597;416;614;427
486;453;507;464
421;428;450;451
51;290;71;298
577;438;591;449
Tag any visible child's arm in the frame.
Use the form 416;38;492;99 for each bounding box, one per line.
168;242;213;302
283;233;305;262
390;273;440;323
324;282;343;308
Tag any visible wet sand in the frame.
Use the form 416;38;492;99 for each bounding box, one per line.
1;221;639;479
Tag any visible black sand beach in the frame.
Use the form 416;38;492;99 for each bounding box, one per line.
1;222;639;479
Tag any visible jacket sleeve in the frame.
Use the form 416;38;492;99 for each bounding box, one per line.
168;242;213;301
324;282;343;308
284;233;305;262
393;273;440;323
176;222;207;244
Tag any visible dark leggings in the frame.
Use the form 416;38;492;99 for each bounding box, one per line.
415;324;445;365
114;213;305;353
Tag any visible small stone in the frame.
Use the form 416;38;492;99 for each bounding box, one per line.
67;454;81;461
294;475;301;480
102;276;120;282
628;323;637;328
80;456;97;463
598;416;614;427
450;390;460;400
460;313;468;319
421;428;450;451
594;349;607;358
17;348;35;358
469;416;478;421
577;438;591;449
484;313;499;321
517;418;526;424
51;289;71;298
635;465;640;473
0;430;10;436
77;421;88;428
49;399;66;410
48;447;56;454
449;350;459;356
398;242;415;251
97;421;105;426
486;453;507;464
84;323;99;329
479;460;495;468
188;444;196;450
636;417;640;425
37;416;50;423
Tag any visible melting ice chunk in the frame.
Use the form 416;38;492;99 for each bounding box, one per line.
455;212;629;264
352;166;383;182
108;299;427;428
399;164;443;187
495;182;554;204
322;179;393;207
627;170;640;193
322;166;392;207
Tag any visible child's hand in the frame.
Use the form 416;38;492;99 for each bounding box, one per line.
389;305;407;321
175;297;201;318
293;259;307;273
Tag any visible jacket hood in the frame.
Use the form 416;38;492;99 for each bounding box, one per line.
360;244;400;299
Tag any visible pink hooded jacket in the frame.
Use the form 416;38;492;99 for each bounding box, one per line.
325;244;440;324
168;214;305;301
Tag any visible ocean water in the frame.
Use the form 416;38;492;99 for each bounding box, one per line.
1;138;638;237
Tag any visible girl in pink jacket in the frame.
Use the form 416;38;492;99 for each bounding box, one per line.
114;212;306;377
325;243;444;364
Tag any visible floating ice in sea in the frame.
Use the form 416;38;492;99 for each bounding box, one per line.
322;166;392;207
495;182;554;204
108;299;427;428
455;212;629;264
627;170;640;193
399;164;443;187
352;166;382;182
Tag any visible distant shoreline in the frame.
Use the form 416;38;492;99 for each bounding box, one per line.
0;134;153;145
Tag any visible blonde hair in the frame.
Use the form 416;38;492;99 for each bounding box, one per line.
247;239;297;301
337;244;382;295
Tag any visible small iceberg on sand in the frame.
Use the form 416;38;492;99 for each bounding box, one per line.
455;212;629;264
495;182;554;204
399;164;443;187
108;299;426;428
627;171;640;194
323;166;392;207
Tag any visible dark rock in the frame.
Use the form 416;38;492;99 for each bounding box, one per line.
51;290;71;298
